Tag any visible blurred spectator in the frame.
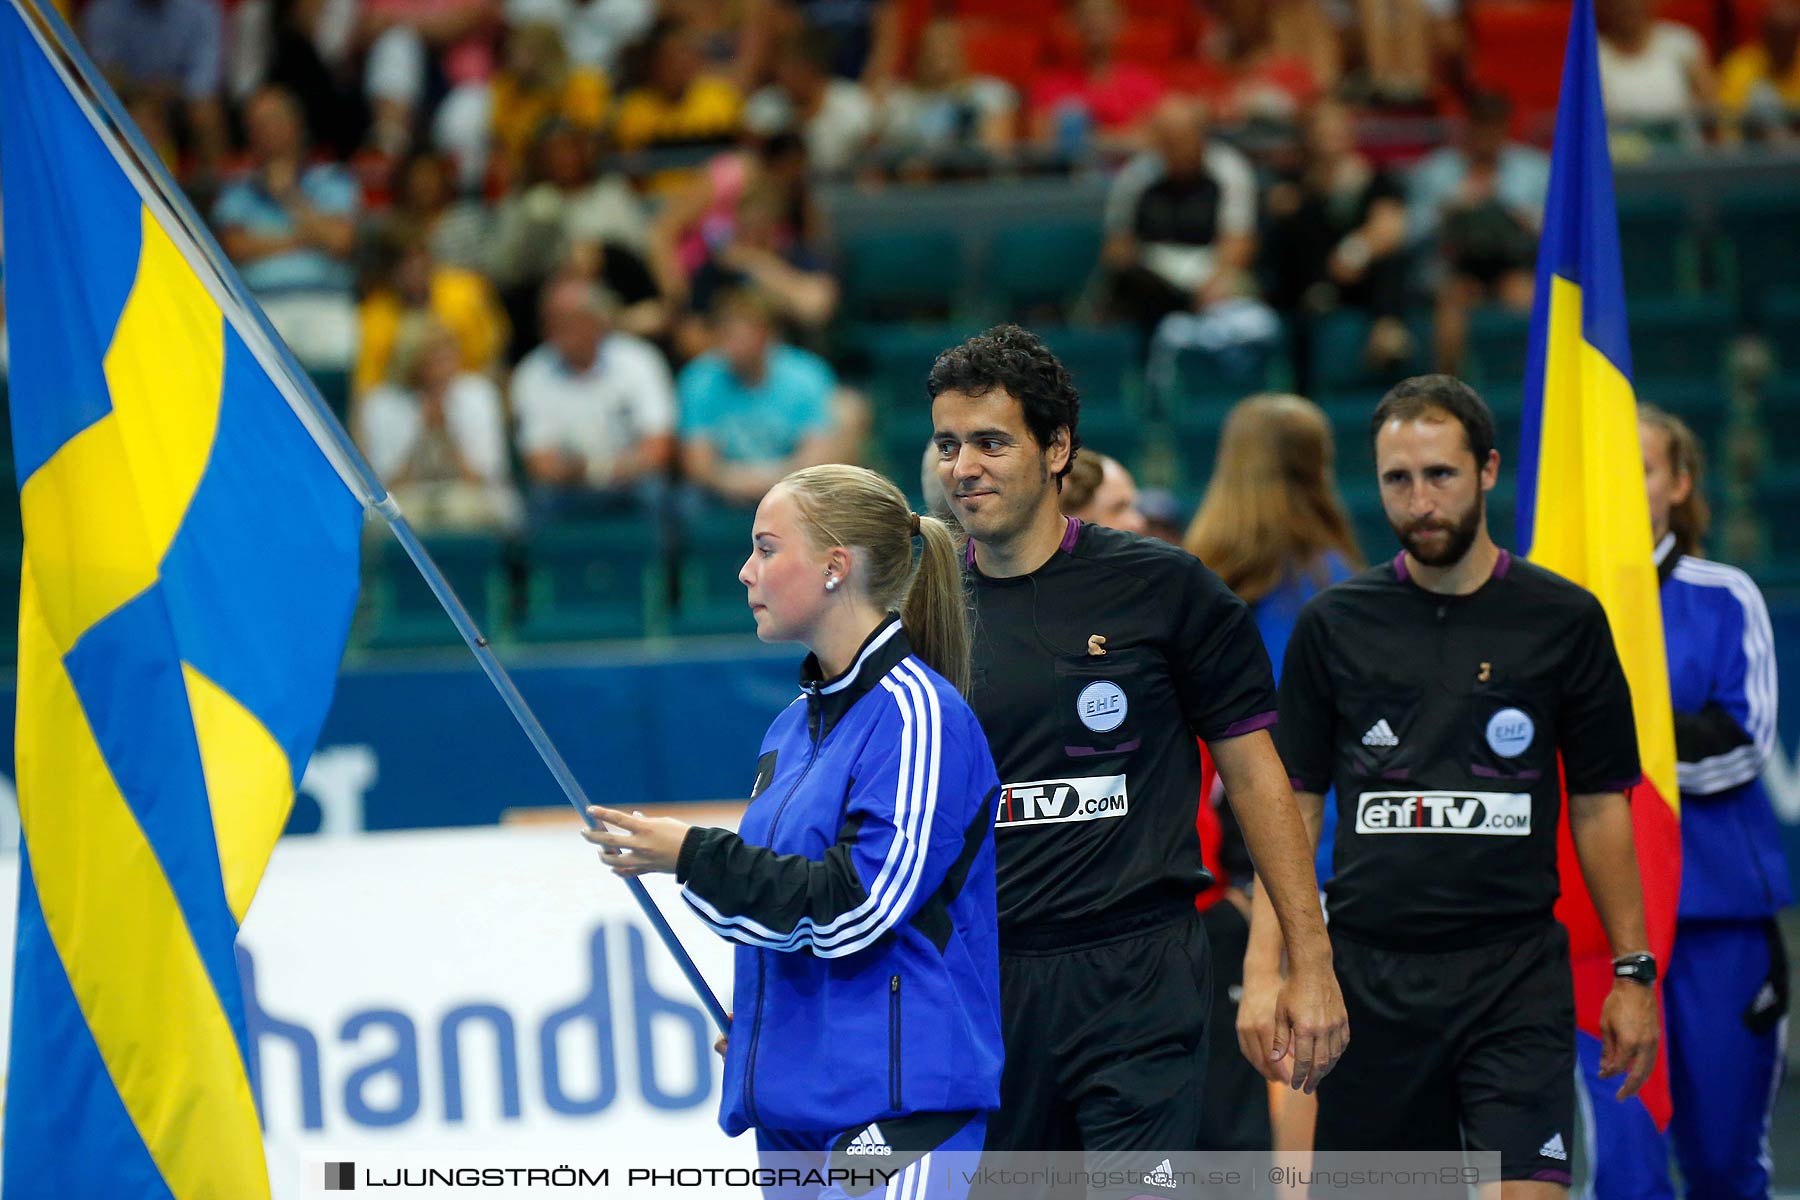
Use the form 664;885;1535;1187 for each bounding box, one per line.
214;86;361;373
491;121;664;351
1719;0;1800;139
1030;0;1167;152
355;228;509;398
752;0;901;84
878;18;1017;173
611;19;746;154
503;0;655;75
649;132;817;306
1208;0;1340;117
1407;93;1549;371
360;0;502;158
82;0;229;176
1103;97;1258;332
473;22;608;184
683;180;839;352
667;0;768;88
357;317;522;532
1596;0;1716;146
1349;0;1454;107
1264;100;1412;384
1061;452;1148;533
389;149;494;272
511;277;677;517
258;0;370;157
745;31;878;175
678;289;845;507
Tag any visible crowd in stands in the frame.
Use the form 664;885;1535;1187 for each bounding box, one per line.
0;0;1798;639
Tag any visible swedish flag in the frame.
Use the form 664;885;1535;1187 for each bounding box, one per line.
0;0;362;1192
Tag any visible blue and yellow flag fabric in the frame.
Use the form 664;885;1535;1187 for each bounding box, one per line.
0;0;363;1191
1516;0;1680;1130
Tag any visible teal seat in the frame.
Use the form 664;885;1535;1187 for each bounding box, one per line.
1466;308;1534;389
1038;325;1140;408
1628;296;1734;387
1718;187;1800;321
840;230;965;321
367;532;508;649
986;221;1103;316
673;507;755;637
515;519;658;643
1617;192;1701;299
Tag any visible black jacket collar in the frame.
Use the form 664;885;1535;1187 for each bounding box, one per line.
799;616;911;741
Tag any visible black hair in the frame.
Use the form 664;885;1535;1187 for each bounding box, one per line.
1369;374;1496;466
926;324;1082;487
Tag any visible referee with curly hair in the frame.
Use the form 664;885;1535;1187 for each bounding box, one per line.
926;326;1346;1185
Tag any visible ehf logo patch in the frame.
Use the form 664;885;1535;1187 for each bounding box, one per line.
1485;708;1535;757
1077;681;1128;732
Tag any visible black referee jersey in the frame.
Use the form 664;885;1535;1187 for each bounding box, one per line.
1277;550;1643;950
968;518;1278;937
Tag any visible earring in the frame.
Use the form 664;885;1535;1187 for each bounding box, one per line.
825;576;839;592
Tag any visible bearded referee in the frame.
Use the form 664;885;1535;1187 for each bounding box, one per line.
927;326;1346;1175
1241;375;1659;1192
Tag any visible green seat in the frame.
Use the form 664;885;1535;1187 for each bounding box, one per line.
1627;296;1734;388
1038;325;1140;408
367;532;509;649
840;230;965;321
1617;192;1701;299
673;508;755;637
1078;404;1146;473
308;367;352;425
1466;308;1534;389
854;323;981;409
1306;310;1425;396
515;519;657;643
1718;187;1800;321
0;539;20;666
986;221;1103;317
1761;377;1800;467
1170;409;1227;488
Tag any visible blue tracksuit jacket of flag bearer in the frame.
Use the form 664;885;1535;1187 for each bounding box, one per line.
677;616;1004;1135
1656;536;1792;919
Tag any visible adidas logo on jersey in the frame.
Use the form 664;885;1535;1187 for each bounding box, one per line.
1539;1133;1567;1162
1361;719;1399;747
847;1124;892;1156
1144;1159;1177;1188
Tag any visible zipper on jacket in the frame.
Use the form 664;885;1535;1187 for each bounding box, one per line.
743;706;825;1127
888;974;902;1111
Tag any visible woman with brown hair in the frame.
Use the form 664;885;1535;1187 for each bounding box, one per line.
1578;406;1788;1199
1183;392;1362;1153
585;465;1001;1193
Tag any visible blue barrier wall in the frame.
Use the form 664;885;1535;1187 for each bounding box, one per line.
3;610;1800;893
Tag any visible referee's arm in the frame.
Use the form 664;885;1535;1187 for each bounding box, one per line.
1568;795;1658;1099
1215;731;1345;1096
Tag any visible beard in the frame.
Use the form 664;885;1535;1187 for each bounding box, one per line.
1394;496;1484;567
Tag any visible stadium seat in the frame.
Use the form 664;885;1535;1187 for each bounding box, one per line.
1079;404;1147;474
1754;465;1800;570
1617;192;1702;299
0;539;19;666
1465;308;1535;389
673;506;756;637
1468;1;1573;124
985;220;1104;318
1718;185;1800;321
1170;408;1227;488
309;367;352;425
515;518;659;643
853;322;982;409
367;532;509;649
1304;310;1427;398
1038;325;1141;408
958;20;1047;89
1759;376;1800;468
839;229;966;321
1628;295;1735;387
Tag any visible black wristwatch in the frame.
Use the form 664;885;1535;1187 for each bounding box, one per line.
1613;952;1658;985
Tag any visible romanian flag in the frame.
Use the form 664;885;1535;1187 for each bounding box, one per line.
0;0;362;1191
1515;0;1681;1130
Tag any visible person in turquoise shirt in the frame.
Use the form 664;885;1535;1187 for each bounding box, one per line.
678;289;841;507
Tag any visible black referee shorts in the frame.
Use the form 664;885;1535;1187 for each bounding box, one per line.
1314;921;1576;1186
985;904;1211;1158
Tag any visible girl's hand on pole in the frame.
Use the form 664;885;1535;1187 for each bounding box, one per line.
583;806;692;877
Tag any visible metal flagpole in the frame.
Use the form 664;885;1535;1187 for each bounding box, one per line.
6;0;729;1030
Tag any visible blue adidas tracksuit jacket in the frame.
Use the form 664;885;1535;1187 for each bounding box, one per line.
677;617;1004;1138
1582;537;1788;1200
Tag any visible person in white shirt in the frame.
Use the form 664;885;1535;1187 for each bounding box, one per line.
1597;0;1717;142
510;275;677;520
357;317;522;533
